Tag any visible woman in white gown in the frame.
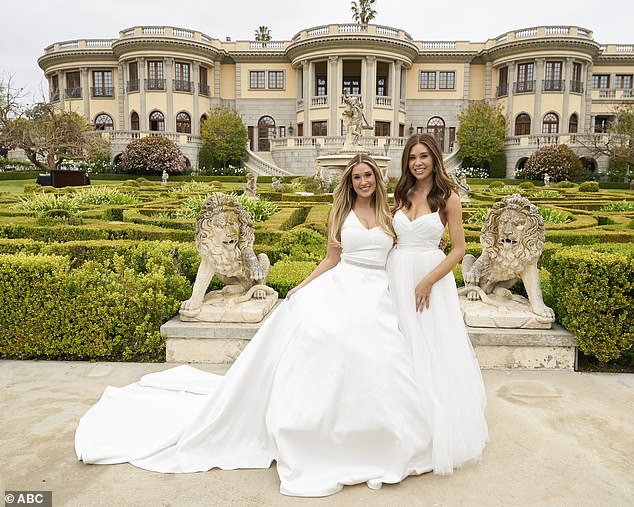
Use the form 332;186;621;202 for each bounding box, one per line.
75;154;434;497
387;133;489;474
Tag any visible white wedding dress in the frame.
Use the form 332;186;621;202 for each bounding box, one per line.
387;210;489;474
75;211;434;497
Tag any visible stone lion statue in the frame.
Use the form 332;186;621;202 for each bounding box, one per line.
180;193;273;318
460;194;554;319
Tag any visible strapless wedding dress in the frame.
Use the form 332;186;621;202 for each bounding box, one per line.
75;211;433;497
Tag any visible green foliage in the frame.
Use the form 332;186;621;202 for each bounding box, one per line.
350;0;377;24
530;190;562;199
267;260;317;297
543;248;633;361
15;193;79;215
488;181;504;188
465;208;489;224
199;106;248;170
579;181;599;192
488;151;507;178
599;200;634;212
553;180;577;188
120;136;186;175
519;181;535;190
523;144;584;182
254;26;272;41
70;186;139;205
457;102;507;167
233;194;279;222
278;227;327;262
538;206;569;224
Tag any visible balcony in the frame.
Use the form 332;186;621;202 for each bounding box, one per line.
375;96;392;107
543;79;565;92
570;80;583;93
199;83;210;96
597;88;616;98
91;87;114;98
64;87;82;99
145;78;165;90
496;83;508;97
127;80;140;93
513;80;535;94
311;96;328;107
174;80;193;92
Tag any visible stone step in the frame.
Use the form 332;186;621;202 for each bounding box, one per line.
161;303;576;370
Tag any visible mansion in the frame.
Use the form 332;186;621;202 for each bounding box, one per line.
38;23;634;177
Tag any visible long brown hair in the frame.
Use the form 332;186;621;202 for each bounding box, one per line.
330;154;395;245
393;133;455;213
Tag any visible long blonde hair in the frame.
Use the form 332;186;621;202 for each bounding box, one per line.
329;154;395;245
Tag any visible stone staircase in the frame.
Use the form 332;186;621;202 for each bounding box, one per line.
244;149;291;176
161;304;576;370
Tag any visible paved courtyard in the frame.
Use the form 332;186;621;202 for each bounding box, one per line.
1;360;632;507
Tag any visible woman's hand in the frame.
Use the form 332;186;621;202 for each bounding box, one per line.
286;285;302;300
414;277;434;312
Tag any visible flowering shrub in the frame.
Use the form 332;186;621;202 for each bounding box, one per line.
120;136;186;175
460;166;490;178
523;145;583;182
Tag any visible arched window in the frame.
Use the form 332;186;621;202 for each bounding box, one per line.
130;112;139;131
257;115;276;151
426;116;445;151
149;110;165;132
568;113;578;134
94;113;114;130
542;112;559;134
176;112;191;133
514;113;531;135
200;113;208;125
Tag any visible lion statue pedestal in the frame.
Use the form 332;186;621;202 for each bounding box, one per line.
179;193;278;323
459;194;555;330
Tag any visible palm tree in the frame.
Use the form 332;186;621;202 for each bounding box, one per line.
254;26;272;42
350;0;377;25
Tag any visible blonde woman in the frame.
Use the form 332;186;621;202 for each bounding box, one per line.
76;154;434;497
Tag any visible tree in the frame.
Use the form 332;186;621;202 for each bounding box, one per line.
120;136;186;175
578;104;634;168
350;0;377;25
523;144;583;182
254;26;272;42
457;101;507;169
199;106;248;170
0;101;98;171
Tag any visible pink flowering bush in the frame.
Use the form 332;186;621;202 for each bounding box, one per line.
120;136;186;175
523;144;583;182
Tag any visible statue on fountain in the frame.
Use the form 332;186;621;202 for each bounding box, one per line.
342;91;373;148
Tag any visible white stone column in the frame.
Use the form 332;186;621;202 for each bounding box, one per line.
485;61;492;100
329;56;338;136
118;63;125;130
193;62;200;134
81;67;90;121
582;62;593;132
235;63;242;98
562;58;573;133
302;60;310;133
214;61;221;98
463;62;470;101
58;71;65;109
507;62;516;133
393;61;402;137
365;56;375;126
138;57;147;130
165;58;174;132
532;58;545;135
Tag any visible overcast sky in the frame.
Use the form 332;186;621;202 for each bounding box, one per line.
1;0;632;102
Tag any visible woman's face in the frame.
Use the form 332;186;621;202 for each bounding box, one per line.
408;143;435;184
351;162;376;199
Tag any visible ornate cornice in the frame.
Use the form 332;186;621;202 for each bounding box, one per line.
112;38;222;61
480;37;600;63
38;51;115;71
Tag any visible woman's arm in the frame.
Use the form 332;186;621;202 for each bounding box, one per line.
414;192;466;311
286;216;342;299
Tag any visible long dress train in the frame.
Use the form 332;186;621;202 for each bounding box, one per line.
75;211;433;497
387;209;489;475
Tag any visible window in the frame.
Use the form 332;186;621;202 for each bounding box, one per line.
258;116;276;151
497;67;508;97
376;62;389;96
427;117;445;148
544;62;563;91
65;71;81;99
571;63;583;93
94;113;114;130
174;62;191;92
419;71;436;89
297;123;303;137
514;113;531;135
542;113;559;134
342;76;360;95
592;74;610;89
92;70;113;97
127;62;139;92
149;110;165;132
268;71;284;89
199;67;210;96
176;112;191;133
200;113;208;125
147;61;164;90
568;113;578;134
615;74;633;89
516;63;534;93
312;121;327;137
130;112;139;131
439;71;455;89
316;76;327;96
374;121;390;137
279;126;286;138
250;71;265;89
50;75;59;101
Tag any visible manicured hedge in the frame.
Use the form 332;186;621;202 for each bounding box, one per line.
268;260;317;298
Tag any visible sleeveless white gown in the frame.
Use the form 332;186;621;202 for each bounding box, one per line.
75;211;434;497
387;209;489;474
